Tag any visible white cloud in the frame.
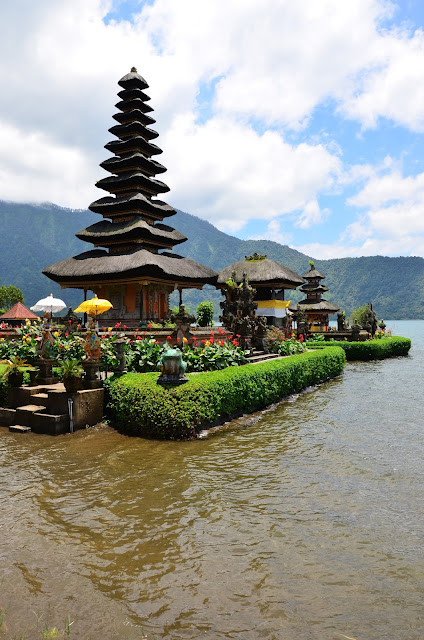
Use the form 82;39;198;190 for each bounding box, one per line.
250;219;294;246
162;114;340;231
0;120;98;207
1;0;424;257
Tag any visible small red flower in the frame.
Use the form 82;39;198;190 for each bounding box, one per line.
201;340;206;345
102;327;107;332
148;323;152;329
177;337;180;342
220;340;224;346
167;335;172;340
115;322;121;328
65;333;68;337
232;340;238;346
123;325;127;329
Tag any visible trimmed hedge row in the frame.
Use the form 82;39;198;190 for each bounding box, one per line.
105;346;346;440
306;336;411;361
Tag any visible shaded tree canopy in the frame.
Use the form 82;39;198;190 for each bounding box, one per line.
0;284;24;311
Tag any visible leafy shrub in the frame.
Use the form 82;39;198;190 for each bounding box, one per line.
266;327;306;355
196;301;214;327
306;336;411;360
105;347;346;440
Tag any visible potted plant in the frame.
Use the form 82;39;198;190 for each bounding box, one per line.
1;357;27;387
59;358;84;393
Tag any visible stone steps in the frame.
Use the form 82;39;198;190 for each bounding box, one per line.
9;425;31;433
246;351;279;364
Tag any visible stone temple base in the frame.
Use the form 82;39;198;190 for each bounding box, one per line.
1;383;104;435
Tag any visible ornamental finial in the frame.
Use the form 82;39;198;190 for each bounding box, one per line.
131;66;137;73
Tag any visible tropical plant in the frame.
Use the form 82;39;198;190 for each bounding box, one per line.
1;356;27;386
196;301;214;327
265;328;306;355
58;358;84;379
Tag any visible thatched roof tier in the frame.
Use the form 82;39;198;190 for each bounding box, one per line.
117;86;150;101
76;219;186;249
291;299;340;312
118;69;149;90
100;153;166;176
108;122;159;141
117;87;150;102
0;301;39;320
44;248;217;285
96;172;170;197
300;283;328;293
89;193;176;219
115;98;153;114
217;258;304;289
113;109;156;126
303;269;325;280
105;136;162;157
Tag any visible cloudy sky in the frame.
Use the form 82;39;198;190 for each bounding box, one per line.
1;0;424;259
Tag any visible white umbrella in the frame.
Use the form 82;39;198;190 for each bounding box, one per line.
30;293;66;316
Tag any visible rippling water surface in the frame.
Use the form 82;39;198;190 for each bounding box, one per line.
1;321;423;639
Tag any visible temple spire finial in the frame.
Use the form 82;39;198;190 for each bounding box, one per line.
131;66;137;73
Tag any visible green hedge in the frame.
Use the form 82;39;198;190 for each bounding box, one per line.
105;347;346;440
306;336;411;361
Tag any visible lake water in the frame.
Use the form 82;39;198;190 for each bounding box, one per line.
0;321;423;640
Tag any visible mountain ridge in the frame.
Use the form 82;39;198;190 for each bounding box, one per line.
1;200;423;319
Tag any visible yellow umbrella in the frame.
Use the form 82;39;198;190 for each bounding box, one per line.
74;295;113;318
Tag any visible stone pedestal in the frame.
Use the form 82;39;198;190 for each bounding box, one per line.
36;359;58;385
82;361;103;389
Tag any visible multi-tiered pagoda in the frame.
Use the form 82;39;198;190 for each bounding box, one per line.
44;68;216;325
291;264;339;331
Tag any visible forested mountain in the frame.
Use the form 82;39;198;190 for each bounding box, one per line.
1;199;423;319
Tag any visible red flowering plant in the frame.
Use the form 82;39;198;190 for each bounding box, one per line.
181;335;247;372
265;327;305;356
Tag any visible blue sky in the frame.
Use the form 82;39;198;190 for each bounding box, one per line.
1;0;424;259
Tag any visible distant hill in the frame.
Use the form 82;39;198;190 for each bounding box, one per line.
1;199;423;320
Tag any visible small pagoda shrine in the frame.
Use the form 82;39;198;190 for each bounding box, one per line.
217;254;304;327
0;301;39;327
291;263;339;331
44;69;216;325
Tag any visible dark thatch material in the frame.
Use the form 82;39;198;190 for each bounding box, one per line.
76;219;186;247
217;258;304;288
291;299;340;312
89;193;176;219
303;268;325;279
117;88;150;102
0;301;39;320
96;172;170;196
115;98;153;114
100;153;166;175
44;248;217;285
108;122;159;141
300;284;328;293
113;109;156;126
105;136;162;157
118;70;149;90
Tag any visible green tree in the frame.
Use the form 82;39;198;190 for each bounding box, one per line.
349;304;369;327
196;301;214;327
0;285;24;312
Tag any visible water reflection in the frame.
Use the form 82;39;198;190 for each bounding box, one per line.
1;322;423;639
